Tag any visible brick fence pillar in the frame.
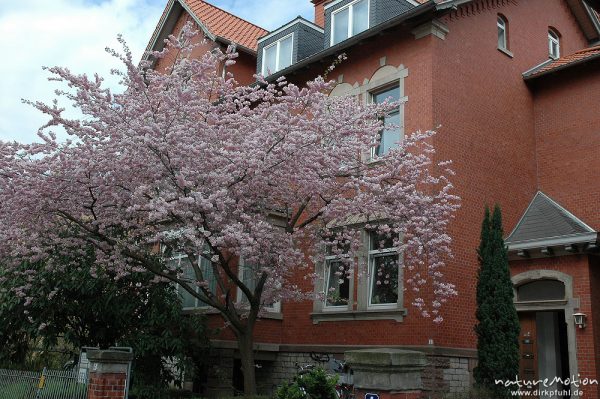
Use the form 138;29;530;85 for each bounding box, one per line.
345;348;427;399
86;350;133;399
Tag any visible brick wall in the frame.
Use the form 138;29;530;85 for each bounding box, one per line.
203;0;597;356
87;372;127;399
532;61;600;230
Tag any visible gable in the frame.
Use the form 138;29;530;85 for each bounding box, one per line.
144;0;268;60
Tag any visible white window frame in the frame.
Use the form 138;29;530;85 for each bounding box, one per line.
369;83;403;159
261;33;294;76
330;0;370;46
497;16;507;50
367;233;400;310
548;29;560;59
323;256;351;311
170;252;215;310
237;259;281;313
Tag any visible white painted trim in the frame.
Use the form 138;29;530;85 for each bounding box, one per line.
507;232;598;251
177;0;216;42
366;233;401;310
145;0;177;55
323;257;352;311
261;33;294;76
522;59;553;77
548;29;560;59
258;18;323;44
325;0;351;10
330;0;370;46
497;15;507;50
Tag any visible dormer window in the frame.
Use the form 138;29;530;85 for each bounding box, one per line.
331;0;369;45
548;29;560;59
262;33;294;76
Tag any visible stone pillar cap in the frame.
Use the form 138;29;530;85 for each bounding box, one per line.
345;348;427;367
87;350;134;364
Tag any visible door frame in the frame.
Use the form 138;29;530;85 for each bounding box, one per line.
512;270;579;379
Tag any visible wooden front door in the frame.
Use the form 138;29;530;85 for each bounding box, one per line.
519;312;538;395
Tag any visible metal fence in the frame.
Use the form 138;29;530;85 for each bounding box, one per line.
0;368;88;399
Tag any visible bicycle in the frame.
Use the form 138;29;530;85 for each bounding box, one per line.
330;359;355;399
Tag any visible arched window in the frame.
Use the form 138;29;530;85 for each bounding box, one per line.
517;279;566;302
497;15;508;50
548;29;560;59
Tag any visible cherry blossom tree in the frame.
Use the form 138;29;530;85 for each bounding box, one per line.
0;26;459;395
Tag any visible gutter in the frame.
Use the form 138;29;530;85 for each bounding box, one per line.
215;36;258;56
507;232;598;252
263;0;437;82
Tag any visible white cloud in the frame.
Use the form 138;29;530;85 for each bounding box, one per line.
0;0;165;143
211;0;314;30
0;0;315;143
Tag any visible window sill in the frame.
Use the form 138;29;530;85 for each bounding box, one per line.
498;47;513;58
310;308;407;324
182;308;283;320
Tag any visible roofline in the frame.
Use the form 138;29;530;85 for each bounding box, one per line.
584;2;600;36
143;0;262;62
263;0;437;81
505;191;543;243
143;0;178;60
257;17;324;45
543;192;596;231
523;49;600;80
506;191;596;245
507;232;598;252
215;36;258;55
521;59;553;77
504;190;596;245
178;0;217;41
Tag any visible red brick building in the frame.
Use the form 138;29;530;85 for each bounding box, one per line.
146;0;600;397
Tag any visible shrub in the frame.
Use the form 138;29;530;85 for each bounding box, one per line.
275;367;338;399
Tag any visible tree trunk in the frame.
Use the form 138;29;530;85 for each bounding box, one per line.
237;330;258;396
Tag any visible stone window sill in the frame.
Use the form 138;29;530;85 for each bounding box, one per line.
310;308;407;324
498;47;514;58
183;308;283;320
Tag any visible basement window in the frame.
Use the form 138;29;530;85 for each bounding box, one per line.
262;33;294;76
331;0;369;45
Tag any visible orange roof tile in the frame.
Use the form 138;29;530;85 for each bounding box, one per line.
525;45;600;79
182;0;268;51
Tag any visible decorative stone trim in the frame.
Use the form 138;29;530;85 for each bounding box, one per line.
345;348;427;391
511;269;580;379
411;19;449;40
311;308;407;324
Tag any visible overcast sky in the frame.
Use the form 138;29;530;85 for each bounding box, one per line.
0;0;313;143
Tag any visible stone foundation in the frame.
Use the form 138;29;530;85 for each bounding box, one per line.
197;347;475;397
